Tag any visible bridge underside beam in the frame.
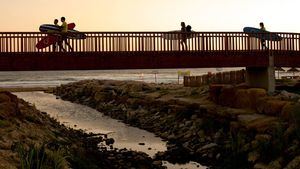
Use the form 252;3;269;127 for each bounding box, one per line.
0;51;299;71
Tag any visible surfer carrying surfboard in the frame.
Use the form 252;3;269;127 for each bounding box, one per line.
60;17;73;52
52;19;62;52
180;22;193;50
259;22;268;49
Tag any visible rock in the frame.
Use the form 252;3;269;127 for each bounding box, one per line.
213;129;224;144
284;125;297;143
238;114;265;124
197;130;205;138
239;114;278;133
254;163;268;169
263;100;289;115
183;131;193;139
235;88;267;109
284;156;300;169
267;158;283;169
94;91;105;102
191;114;198;120
197;143;218;153
281;102;300;122
280;90;300;100
255;134;272;143
167;134;176;140
138;143;145;146
248;151;260;163
209;84;226;103
235;89;252;109
152;160;163;166
216;153;221;160
182;142;190;149
105;138;115;145
218;85;237;107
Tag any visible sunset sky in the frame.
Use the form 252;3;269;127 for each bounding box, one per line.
0;0;299;32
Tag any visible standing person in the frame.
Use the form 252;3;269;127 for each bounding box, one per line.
60;17;73;52
259;22;268;49
52;19;61;52
180;22;187;50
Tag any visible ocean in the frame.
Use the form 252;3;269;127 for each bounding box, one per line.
0;68;243;88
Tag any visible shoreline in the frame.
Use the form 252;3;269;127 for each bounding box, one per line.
0;87;54;93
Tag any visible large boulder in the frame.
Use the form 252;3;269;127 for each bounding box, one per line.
281;103;300;122
209;84;226;103
218;85;237;107
235;88;267;109
238;114;278;133
257;99;289;115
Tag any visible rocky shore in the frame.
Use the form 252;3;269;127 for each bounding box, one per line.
0;91;166;169
54;80;300;169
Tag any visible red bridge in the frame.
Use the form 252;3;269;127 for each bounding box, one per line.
0;31;299;71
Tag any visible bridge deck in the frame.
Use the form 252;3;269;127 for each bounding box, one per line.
0;32;299;70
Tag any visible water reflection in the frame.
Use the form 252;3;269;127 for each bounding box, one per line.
15;92;206;169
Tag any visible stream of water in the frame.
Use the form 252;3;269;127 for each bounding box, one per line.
15;91;206;169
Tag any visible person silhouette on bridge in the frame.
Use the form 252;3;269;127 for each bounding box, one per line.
186;25;192;38
259;22;268;49
60;17;73;52
180;22;187;50
52;19;63;52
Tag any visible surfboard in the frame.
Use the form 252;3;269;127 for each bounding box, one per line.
162;30;195;40
39;23;76;32
36;31;86;49
36;35;58;49
67;29;86;39
36;23;85;49
243;27;282;41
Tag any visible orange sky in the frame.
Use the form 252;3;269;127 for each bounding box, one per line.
0;0;299;32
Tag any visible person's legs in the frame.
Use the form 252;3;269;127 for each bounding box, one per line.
180;39;187;50
58;36;66;52
62;34;73;52
64;40;73;51
52;43;56;52
261;39;268;49
52;36;59;52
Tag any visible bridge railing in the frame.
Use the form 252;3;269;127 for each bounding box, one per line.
0;32;299;52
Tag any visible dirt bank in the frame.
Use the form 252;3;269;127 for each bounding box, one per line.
54;80;300;169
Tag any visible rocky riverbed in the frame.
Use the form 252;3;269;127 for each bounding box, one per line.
0;91;166;169
54;79;300;169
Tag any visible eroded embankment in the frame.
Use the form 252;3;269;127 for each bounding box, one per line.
0;91;166;169
54;80;300;169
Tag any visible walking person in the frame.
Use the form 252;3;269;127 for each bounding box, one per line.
52;19;62;52
259;22;268;49
180;22;187;50
60;17;73;52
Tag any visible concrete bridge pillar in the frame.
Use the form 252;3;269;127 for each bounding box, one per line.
245;54;275;93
